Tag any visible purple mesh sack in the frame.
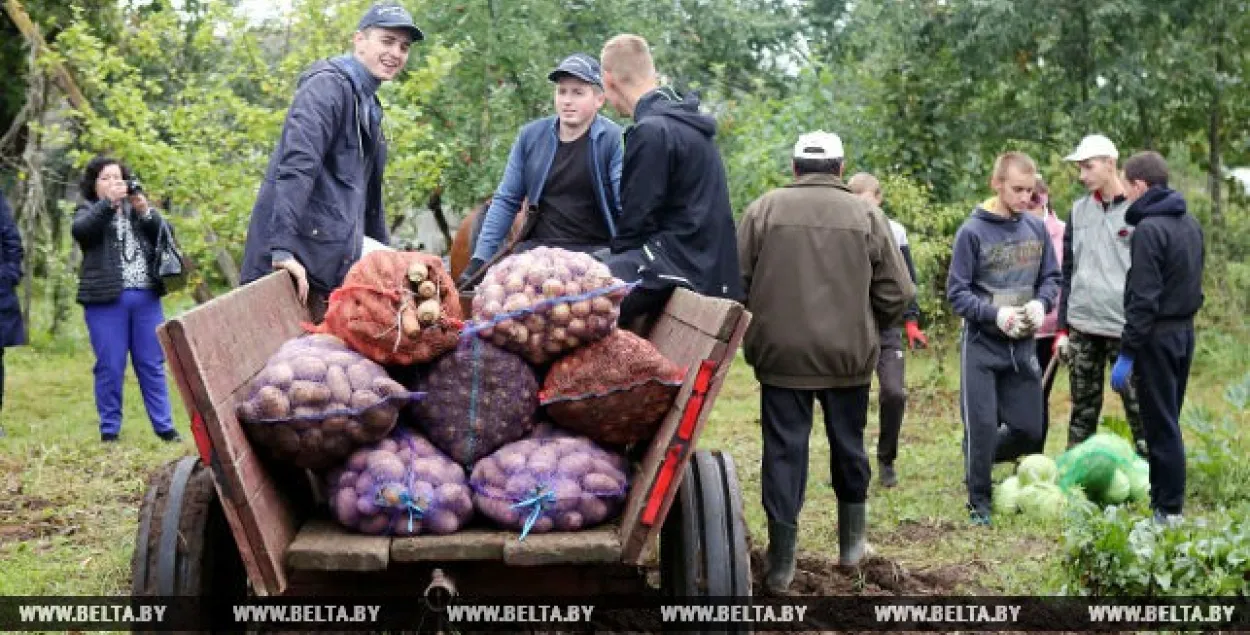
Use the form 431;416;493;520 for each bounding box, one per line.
465;247;635;365
410;337;538;466
325;428;473;536
469;426;629;540
236;334;423;470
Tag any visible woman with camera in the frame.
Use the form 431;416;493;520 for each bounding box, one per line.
72;155;180;443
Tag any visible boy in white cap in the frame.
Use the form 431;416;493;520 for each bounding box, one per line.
738;131;914;590
1056;134;1147;454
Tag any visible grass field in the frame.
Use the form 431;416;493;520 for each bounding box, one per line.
0;302;1246;597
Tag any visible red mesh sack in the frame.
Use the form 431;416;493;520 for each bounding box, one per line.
309;251;463;365
539;330;685;446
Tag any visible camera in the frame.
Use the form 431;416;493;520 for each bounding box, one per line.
126;178;144;196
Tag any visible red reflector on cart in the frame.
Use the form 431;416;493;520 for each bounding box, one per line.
642;444;683;525
190;411;212;465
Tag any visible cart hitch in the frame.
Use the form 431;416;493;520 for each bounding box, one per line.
424;568;457;612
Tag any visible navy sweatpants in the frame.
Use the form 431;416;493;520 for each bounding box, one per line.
84;288;174;437
959;325;1045;512
1135;324;1194;515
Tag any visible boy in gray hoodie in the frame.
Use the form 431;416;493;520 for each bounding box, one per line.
947;152;1061;525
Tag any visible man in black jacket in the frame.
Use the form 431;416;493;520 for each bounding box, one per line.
598;34;742;329
1109;151;1204;524
241;3;422;320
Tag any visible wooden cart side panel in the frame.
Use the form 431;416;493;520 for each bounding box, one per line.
156;272;311;596
616;290;746;563
623;306;751;564
157;325;271;595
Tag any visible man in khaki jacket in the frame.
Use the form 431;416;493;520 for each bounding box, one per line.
737;131;914;592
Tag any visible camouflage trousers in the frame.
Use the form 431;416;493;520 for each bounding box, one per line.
1066;329;1148;454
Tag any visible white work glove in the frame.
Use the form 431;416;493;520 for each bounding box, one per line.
1054;332;1072;361
996;307;1025;339
1022;300;1046;331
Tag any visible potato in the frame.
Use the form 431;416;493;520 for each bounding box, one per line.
322;414;349;435
305;333;347;349
300;427;324;453
531;515;555;534
557;453;592;476
354;471;376;496
425;509;462;535
570;300;592;318
332;488;360;527
528;447;560;470
566;318;588;338
291;356;329;382
579;494;609;522
564;281;583;297
378;437;400;453
475;457;505;485
236;401;259;423
549;303;573;326
346;419;369;443
555;511;584;531
504;473;539;499
542;279;566;298
261;363;295;391
551;480;583;512
347;362;376;392
350;389;382;411
347;450;370;472
371;377;407;399
503;294;531;314
361;404;397;432
257;386;291;419
322;367;353;406
411;458;442;483
481;284;506;303
581;473;620;496
504;274;526;294
524;313;546;333
272;425;301;456
591;296;614;315
416;299;441;326
290;415;316;432
289;381;331;407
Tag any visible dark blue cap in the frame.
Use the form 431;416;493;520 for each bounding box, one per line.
548;53;602;88
358;3;424;41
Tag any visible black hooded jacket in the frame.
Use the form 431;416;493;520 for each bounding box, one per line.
607;88;743;301
1120;186;1205;356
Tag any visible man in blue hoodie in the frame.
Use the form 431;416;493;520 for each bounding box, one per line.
241;3;422;320
1111;151;1204;524
947;152;1062;526
458;54;624;285
598;34;742;329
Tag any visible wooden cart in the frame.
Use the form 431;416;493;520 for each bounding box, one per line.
132;271;751;605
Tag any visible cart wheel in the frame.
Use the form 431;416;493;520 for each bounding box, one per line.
131;456;247;599
660;449;752;600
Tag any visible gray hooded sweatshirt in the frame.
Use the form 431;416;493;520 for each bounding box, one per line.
1059;191;1134;338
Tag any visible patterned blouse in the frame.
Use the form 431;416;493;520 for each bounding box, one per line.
115;211;154;290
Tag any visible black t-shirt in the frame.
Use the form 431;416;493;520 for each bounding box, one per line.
528;131;610;247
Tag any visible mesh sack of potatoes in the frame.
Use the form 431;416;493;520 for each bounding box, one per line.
325;427;473;536
236;334;423;469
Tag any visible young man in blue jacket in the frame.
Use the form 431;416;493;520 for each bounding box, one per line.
598;34;742;328
458;53;624;284
1110;151;1204;524
947;152;1061;526
241;3;422;320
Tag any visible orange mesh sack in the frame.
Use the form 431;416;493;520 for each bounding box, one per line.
539;330;685;446
311;252;463;366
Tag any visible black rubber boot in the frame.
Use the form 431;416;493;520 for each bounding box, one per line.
838;502;870;566
765;520;798;593
879;462;898;488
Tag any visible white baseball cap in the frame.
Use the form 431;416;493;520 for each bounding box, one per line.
793;131;844;160
1065;134;1119;162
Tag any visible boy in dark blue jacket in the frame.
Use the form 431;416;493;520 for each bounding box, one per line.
1110;151;1204;524
947;152;1061;525
459;53;624;285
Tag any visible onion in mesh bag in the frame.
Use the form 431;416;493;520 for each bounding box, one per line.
326;427;472;536
410;338;539;466
470;426;629;538
470;247;630;364
236;334;420;470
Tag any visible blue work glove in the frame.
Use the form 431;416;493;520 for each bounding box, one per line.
1110;354;1134;393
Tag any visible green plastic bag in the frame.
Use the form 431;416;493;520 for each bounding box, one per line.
1056;433;1139;502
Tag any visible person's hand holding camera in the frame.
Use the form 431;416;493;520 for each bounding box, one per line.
126;179;150;216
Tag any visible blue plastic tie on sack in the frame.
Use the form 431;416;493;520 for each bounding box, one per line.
376;485;425;534
510;487;557;541
459;280;642;340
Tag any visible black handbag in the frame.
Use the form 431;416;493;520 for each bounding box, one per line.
154;221;188;292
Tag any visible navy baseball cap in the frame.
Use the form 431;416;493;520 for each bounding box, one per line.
358;3;424;41
547;53;602;88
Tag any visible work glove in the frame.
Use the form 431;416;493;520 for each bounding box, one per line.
904;320;928;349
1022;300;1046;332
457;257;485;288
996;306;1026;339
1053;330;1071;362
1110;354;1134;393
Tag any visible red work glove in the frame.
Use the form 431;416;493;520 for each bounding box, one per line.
905;320;928;349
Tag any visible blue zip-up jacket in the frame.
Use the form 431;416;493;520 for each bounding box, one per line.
241;58;389;293
472;114;623;262
947;205;1062;340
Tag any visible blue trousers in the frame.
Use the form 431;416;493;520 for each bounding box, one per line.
84;289;174;436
